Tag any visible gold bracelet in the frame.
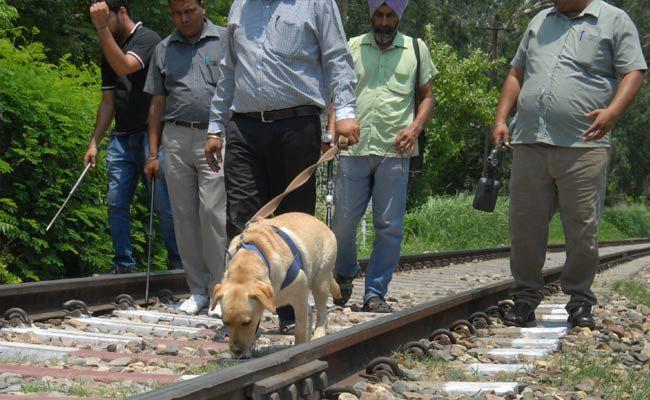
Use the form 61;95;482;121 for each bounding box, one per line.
147;154;158;161
493;121;506;128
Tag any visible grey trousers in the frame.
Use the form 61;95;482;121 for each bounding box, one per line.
509;144;610;311
162;124;227;296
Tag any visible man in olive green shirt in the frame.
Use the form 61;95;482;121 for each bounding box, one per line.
330;0;436;313
493;0;646;328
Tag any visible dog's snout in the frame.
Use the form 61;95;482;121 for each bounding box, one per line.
230;343;244;357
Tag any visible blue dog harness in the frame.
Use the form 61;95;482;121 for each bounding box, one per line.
238;227;303;290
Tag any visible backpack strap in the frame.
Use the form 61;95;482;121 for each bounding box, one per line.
412;36;421;117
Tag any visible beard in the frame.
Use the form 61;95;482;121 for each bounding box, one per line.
372;23;398;45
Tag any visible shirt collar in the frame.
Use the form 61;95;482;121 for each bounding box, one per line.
361;32;407;50
548;0;602;19
121;21;142;46
170;18;220;43
129;21;143;36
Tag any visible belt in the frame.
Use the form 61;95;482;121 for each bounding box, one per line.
169;120;209;130
234;105;321;123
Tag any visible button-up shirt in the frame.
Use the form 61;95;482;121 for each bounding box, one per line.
208;0;357;134
144;19;227;124
511;0;647;148
344;33;437;158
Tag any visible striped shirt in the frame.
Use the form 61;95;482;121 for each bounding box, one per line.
208;0;357;134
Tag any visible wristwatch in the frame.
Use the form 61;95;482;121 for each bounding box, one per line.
207;130;224;141
321;131;333;144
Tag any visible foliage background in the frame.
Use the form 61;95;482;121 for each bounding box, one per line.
0;0;648;283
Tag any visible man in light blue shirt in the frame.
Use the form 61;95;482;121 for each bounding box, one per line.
205;0;360;333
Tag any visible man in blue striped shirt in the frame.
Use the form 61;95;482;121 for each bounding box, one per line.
205;0;360;333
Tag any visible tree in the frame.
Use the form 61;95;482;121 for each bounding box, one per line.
0;0;16;30
8;0;231;65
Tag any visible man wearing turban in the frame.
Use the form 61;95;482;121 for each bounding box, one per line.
328;0;437;312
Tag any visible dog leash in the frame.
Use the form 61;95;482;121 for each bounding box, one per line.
247;137;349;224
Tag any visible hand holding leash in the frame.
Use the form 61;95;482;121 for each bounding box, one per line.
335;118;360;146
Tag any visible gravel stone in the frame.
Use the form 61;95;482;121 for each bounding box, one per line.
109;357;133;367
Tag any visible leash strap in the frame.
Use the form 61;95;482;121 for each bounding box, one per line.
249;143;343;223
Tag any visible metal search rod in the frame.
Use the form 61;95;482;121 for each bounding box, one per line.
325;160;334;227
145;179;155;303
46;163;92;232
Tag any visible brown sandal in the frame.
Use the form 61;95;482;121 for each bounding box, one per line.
361;296;393;313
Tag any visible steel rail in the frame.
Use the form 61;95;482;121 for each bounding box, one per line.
1;238;648;322
131;244;650;400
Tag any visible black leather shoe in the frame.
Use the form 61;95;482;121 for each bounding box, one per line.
112;266;132;274
277;305;295;335
568;304;595;329
333;274;355;307
502;302;536;327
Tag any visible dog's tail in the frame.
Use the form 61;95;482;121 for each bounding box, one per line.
329;276;342;299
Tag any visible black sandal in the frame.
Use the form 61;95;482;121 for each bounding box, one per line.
361;296;393;313
333;274;355;307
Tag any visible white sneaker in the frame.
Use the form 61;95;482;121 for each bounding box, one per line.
179;294;209;315
208;302;222;318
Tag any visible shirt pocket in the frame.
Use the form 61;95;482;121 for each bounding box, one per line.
267;16;312;58
386;64;414;96
198;45;221;85
571;31;613;75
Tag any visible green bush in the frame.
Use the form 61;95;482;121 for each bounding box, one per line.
0;32;168;283
0;0;16;31
0;35;105;283
408;26;501;208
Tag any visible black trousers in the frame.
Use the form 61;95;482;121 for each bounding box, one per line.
224;114;321;322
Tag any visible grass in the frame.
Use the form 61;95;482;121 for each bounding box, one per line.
612;280;650;308
20;381;52;394
345;195;650;258
547;339;650;400
171;360;240;375
394;353;467;381
21;379;158;398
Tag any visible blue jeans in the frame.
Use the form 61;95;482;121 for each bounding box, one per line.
332;156;409;302
105;131;181;270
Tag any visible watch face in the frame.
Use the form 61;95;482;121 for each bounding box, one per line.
322;132;333;144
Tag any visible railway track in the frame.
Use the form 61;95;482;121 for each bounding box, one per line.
0;239;647;399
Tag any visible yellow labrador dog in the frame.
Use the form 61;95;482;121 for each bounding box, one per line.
210;213;341;359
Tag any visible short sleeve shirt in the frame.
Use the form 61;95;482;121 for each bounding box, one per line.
101;23;161;135
144;20;226;124
510;0;647;148
343;33;438;157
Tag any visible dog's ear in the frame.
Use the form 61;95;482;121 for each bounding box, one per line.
210;283;224;311
250;283;275;314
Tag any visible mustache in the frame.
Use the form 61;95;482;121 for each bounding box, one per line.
373;24;396;34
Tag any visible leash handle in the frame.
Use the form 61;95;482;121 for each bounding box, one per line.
249;143;342;223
